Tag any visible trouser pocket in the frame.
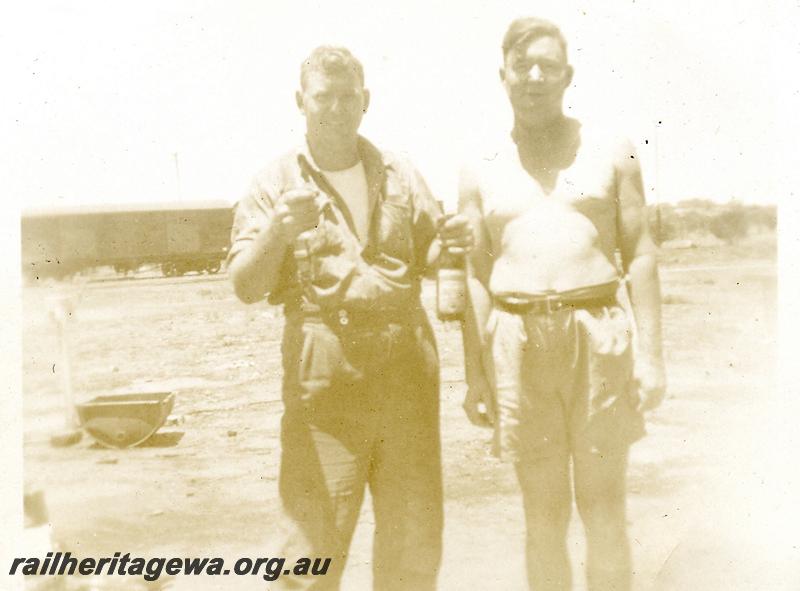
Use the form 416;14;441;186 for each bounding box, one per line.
574;306;645;452
282;321;352;411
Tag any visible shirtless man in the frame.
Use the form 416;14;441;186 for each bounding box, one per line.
459;18;666;591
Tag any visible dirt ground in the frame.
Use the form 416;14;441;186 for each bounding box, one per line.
21;235;794;590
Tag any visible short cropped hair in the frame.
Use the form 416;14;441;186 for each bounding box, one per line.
300;46;365;89
501;17;568;62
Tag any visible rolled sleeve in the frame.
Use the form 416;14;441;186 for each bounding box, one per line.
227;176;278;268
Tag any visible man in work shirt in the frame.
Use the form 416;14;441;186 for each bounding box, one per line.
228;46;472;590
459;18;666;591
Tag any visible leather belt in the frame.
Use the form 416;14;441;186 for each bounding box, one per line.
493;281;620;315
292;301;421;331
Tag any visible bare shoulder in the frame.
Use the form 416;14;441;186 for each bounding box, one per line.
458;139;517;210
610;135;641;178
578;123;637;167
597;125;653;260
457;157;488;212
579;123;645;206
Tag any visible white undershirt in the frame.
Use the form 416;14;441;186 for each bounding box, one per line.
321;161;370;244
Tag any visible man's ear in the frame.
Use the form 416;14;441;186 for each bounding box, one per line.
362;88;371;114
295;90;305;114
498;66;506;84
563;65;574;87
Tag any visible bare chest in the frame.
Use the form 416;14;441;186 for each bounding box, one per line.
480;144;619;245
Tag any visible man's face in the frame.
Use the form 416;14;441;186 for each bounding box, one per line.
500;34;573;128
296;69;369;144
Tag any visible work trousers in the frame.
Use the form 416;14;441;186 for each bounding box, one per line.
274;310;443;590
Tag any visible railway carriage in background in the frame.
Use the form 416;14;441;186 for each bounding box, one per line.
21;201;233;280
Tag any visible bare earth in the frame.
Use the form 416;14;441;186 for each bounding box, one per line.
22;236;794;590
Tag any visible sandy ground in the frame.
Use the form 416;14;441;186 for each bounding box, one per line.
21;236;796;590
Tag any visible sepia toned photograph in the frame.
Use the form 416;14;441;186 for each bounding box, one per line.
4;1;797;589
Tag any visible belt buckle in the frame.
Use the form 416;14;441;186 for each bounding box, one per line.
337;309;350;326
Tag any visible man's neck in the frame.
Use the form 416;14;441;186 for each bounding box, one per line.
307;135;360;171
512;114;569;147
512;115;581;190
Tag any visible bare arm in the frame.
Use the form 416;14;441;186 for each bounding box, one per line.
458;165;496;427
616;144;666;411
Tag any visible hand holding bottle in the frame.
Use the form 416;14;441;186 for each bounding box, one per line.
436;213;472;321
436;213;473;255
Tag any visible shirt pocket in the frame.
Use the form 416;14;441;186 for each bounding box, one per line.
376;193;413;261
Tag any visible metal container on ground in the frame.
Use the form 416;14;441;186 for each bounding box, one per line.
75;392;175;448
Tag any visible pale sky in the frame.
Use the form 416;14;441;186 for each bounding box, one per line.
3;0;797;210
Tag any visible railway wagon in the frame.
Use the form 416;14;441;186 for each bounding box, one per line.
21;201;233;280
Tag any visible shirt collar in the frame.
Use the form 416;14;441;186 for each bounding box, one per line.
296;135;393;176
294;135;389;243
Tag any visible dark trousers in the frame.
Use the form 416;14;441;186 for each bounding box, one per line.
274;313;443;590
